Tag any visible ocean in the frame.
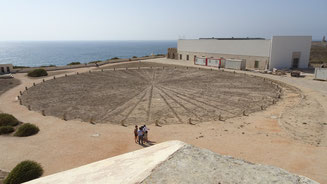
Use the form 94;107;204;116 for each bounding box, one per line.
0;41;176;67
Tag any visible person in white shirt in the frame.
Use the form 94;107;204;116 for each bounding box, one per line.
142;125;149;143
137;127;144;145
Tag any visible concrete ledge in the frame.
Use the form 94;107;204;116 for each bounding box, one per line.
25;141;185;184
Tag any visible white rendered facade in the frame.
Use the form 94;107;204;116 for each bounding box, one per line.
177;36;312;70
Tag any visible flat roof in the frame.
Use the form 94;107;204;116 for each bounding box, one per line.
199;37;266;40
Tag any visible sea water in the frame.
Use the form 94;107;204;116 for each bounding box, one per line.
0;41;176;67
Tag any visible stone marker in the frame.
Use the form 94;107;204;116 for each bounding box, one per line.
63;113;67;121
28;105;31;111
89;117;95;125
188;118;195;125
219;114;223;121
243;110;248;116
155;120;161;127
19;91;22;95
53;76;56;80
120;120;126;127
25;87;28;90
33;82;36;86
42;110;45;116
43;79;45;82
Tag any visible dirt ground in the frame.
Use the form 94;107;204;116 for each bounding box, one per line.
0;78;20;96
0;59;326;183
21;65;279;125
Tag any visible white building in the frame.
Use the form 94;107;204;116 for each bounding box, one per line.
0;64;13;74
177;36;312;70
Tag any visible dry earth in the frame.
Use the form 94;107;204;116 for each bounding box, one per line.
0;78;20;97
0;59;326;183
21;64;279;125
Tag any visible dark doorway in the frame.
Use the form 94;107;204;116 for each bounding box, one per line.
1;67;4;73
7;67;10;73
292;58;299;68
254;61;259;68
172;53;175;59
186;55;189;61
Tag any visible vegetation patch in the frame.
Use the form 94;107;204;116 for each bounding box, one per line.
14;123;39;137
110;57;119;60
0;126;15;135
27;69;48;77
40;64;56;67
0;113;19;127
88;60;102;64
4;160;43;184
67;62;81;65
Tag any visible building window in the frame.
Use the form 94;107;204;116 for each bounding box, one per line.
254;60;259;68
7;67;10;73
180;54;182;60
186;55;189;61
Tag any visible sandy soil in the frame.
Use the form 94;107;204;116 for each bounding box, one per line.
0;78;20;96
0;59;326;183
21;66;279;125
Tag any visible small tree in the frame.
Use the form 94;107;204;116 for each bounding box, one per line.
4;160;43;184
27;69;48;77
14;123;39;137
0;113;19;127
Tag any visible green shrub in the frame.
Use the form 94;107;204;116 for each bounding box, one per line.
14;123;39;137
0;126;15;135
111;57;119;60
132;56;137;58
67;62;81;65
27;69;48;77
13;66;30;69
88;60;102;64
4;160;43;184
40;64;56;67
0;113;19;127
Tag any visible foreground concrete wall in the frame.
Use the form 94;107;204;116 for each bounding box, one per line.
269;36;312;70
178;39;271;57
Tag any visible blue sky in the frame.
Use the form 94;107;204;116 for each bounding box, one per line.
0;0;326;41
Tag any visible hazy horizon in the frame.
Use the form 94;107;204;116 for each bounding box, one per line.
0;0;326;41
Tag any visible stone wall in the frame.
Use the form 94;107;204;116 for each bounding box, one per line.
167;48;178;60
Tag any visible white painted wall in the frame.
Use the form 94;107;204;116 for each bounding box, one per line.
269;36;312;70
178;39;271;57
